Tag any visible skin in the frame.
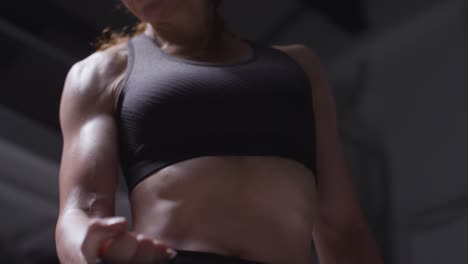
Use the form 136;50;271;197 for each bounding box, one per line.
55;0;384;263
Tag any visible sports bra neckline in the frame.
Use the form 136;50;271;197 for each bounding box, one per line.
140;33;259;67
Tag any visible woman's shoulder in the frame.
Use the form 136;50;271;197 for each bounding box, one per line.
271;43;318;57
76;41;129;84
64;41;130;107
271;43;324;80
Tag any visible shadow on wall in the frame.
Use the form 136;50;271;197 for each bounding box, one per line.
329;0;468;263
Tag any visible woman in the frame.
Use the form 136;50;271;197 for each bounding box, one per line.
55;0;384;263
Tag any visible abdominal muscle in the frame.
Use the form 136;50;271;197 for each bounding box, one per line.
128;155;318;264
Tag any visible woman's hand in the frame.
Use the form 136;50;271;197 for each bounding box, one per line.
81;216;177;264
98;230;178;264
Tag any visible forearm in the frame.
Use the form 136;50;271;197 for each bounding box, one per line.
313;221;384;264
338;226;384;264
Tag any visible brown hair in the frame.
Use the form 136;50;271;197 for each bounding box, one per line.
96;0;225;51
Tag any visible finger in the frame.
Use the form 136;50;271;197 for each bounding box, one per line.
82;218;127;260
152;240;178;261
131;234;157;264
98;238;114;258
97;216;128;231
90;217;127;257
101;231;138;263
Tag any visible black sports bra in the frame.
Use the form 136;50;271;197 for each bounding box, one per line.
115;34;317;193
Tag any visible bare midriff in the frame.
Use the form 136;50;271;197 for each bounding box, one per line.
129;155;318;264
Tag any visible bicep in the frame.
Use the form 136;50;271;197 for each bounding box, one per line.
58;64;120;218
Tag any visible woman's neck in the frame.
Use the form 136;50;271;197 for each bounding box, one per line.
144;23;235;59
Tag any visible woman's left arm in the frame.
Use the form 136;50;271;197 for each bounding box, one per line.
283;44;385;264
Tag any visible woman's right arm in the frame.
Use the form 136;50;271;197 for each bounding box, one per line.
55;49;177;264
55;54;128;264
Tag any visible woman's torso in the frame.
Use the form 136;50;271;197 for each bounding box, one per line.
130;156;317;264
105;36;318;264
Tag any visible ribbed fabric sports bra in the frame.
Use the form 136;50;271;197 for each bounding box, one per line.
115;33;317;193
